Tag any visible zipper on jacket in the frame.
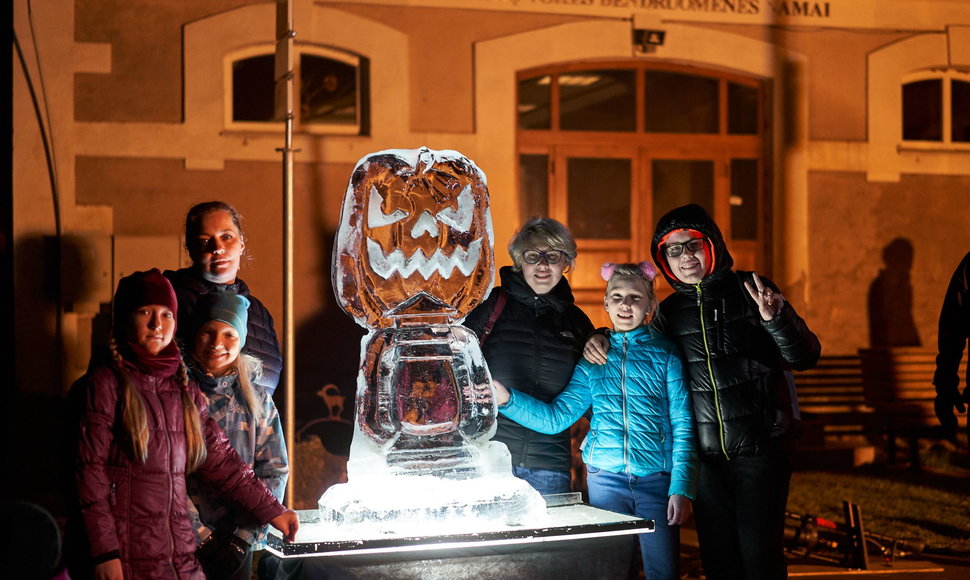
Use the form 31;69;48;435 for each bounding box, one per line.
697;284;730;460
620;334;630;470
717;298;727;353
661;429;667;471
518;297;541;468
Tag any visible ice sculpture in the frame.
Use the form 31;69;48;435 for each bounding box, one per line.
321;147;546;533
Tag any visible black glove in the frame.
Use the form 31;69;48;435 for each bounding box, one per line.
196;533;249;580
934;388;967;438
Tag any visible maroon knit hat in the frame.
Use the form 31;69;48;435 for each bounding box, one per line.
112;268;178;331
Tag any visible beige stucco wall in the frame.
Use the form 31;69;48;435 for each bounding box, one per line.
12;0;970;507
807;171;970;355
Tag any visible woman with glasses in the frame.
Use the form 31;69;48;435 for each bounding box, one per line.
464;217;594;495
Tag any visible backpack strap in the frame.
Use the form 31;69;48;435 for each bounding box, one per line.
478;288;508;346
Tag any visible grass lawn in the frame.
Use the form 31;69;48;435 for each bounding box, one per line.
787;442;970;557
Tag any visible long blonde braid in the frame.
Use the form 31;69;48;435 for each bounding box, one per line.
176;358;208;473
109;338;149;464
236;353;265;421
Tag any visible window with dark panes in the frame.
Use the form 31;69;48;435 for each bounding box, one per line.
902;79;943;141
518;154;549;221
232;55;276;122
567;158;631;239
230;48;366;133
728;82;759;135
951;79;970;143
730;159;759;240
301;54;358;126
645;71;718;133
518;76;552;130
560;70;636;132
651;160;714;222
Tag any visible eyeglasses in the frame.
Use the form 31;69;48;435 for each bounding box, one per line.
663;238;706;258
522;249;565;265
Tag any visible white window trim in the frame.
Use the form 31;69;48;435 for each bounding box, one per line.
224;44;363;136
867;26;970;182
182;1;408;170
899;68;970;149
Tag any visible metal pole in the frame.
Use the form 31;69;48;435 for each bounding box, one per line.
275;0;297;509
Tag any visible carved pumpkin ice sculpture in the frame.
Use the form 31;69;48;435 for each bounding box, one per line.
321;148;544;531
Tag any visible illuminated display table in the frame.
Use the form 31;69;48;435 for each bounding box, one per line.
266;495;653;579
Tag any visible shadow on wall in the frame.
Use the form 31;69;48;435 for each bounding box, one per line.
292;228;362;508
867;237;921;348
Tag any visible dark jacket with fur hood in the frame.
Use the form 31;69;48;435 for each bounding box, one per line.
650;204;821;460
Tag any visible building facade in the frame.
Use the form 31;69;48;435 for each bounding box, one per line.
11;0;970;504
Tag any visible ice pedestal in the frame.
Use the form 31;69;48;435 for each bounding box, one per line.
266;495;653;580
317;474;546;534
318;440;546;534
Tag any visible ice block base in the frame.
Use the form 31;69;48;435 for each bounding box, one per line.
266;496;653;580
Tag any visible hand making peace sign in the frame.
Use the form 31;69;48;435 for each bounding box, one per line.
744;272;785;321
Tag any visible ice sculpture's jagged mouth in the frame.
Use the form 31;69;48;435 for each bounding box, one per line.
366;238;483;280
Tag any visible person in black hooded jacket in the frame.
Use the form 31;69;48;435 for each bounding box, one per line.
585;204;820;580
165;201;283;396
933;250;970;442
464;217;594;495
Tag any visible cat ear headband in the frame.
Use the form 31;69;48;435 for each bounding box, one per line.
601;261;657;282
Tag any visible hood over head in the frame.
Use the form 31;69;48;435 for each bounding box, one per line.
650;204;734;290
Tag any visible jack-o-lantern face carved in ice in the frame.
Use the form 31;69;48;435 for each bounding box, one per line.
334;148;495;328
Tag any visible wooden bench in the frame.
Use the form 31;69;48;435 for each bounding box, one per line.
858;347;968;469
793;356;876;466
795;355;869;419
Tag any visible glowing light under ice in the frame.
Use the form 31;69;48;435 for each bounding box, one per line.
317;473;549;536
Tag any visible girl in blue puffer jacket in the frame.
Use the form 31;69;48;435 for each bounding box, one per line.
494;261;696;580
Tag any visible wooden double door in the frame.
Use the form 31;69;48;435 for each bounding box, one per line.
517;63;770;326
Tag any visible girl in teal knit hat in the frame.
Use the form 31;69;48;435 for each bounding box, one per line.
187;292;290;580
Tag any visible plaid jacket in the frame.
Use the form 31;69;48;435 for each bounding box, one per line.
187;368;289;549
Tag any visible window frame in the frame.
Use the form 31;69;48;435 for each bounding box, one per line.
223;44;364;136
516;61;770;310
900;68;970;149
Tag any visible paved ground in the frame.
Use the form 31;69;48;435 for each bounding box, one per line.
678;525;970;579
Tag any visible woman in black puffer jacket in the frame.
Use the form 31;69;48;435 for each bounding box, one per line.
464;218;593;495
165;201;282;395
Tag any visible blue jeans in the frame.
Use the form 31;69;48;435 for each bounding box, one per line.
511;466;571;495
586;467;679;580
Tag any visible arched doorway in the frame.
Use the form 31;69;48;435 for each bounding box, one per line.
516;62;770;324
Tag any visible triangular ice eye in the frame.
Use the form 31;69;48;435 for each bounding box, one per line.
435;185;474;232
368;186;408;228
411;211;439;238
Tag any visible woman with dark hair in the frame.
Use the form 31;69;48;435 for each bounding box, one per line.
165;201;283;395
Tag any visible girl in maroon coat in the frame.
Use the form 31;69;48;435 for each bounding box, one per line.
66;269;298;580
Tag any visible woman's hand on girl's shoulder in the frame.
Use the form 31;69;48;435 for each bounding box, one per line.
583;333;609;365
